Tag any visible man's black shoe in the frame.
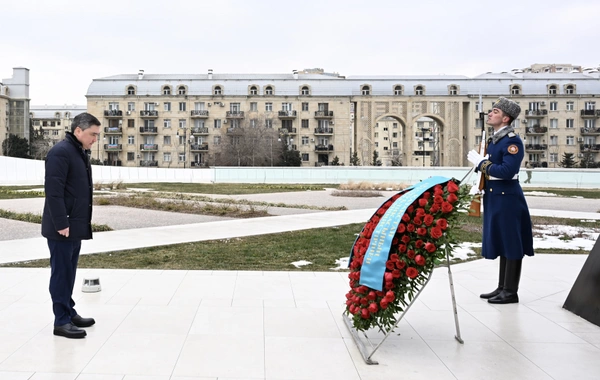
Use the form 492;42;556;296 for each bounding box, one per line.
488;290;519;304
480;287;503;299
53;323;87;339
71;314;96;328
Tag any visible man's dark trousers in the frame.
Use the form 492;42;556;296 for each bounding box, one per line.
48;239;81;326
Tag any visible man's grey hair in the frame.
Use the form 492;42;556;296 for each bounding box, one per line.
71;113;101;133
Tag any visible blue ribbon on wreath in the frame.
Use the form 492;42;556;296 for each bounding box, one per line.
358;176;451;291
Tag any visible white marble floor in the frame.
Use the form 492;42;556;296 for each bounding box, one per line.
0;254;598;380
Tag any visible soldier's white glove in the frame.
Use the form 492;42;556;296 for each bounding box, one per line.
467;150;488;167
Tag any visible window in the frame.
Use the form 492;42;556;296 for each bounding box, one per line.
163;86;171;95
550;119;558;129
265;86;273;95
128;102;135;111
127;152;135;161
230;103;241;112
164;153;171;162
317;119;329;129
566;119;574;128
194;102;206;111
449;85;458;95
567;101;574;111
375;142;379;148
164;102;171;111
265;119;273;128
213;136;221;145
214;86;222;95
178;86;186;95
52;130;59;136
265;103;273;112
214;119;221;128
250;102;257;111
301;86;310;95
301;119;309;129
393;142;398;148
128;119;135;128
550;153;558;163
179;153;186;162
302;136;309;145
548;85;557;95
394;85;403;95
179;102;186;111
565;85;575;94
164;119;171;128
249;86;258;95
374;132;379;138
361;85;370;95
415;85;424;95
550;136;558;145
194;119;205;129
108;102;119;111
302;153;309;162
282;102;292;111
163;136;171;145
510;85;521;95
393;132;398;138
317;103;329;112
179;119;186;128
566;136;575;145
550;102;558;111
584;119;596;129
128;135;135;144
302;102;309;111
127;86;135;95
529;102;540;111
585;101;596;110
393;123;398;129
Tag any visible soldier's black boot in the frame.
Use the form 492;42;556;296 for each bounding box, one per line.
480;256;506;299
488;258;522;304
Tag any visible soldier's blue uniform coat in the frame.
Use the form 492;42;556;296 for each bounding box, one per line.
477;129;534;260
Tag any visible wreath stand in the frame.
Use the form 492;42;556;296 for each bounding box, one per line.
343;249;464;365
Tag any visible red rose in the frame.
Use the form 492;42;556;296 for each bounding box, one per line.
447;193;458;204
384;272;393;283
422;191;431;199
384;200;393;208
385;281;394;290
386;261;395;270
430;204;440;214
402;213;410;222
417;227;427;236
407;224;415;232
416;208;425;216
407;249;416;259
380;299;389;309
368;303;379;313
413;216;423;225
434;184;443;193
392;269;401;278
399;244;407;253
401;235;411;244
361;308;371;319
423;214;434;226
436;218;448;230
396;260;406;269
415;240;424;248
418;198;428;207
397;223;406;233
407;205;414;214
376;291;384;297
434;195;444;204
385;290;395;301
356;285;368;294
346;300;353;307
406;267;419;279
441;202;453;214
360;298;368;305
447;181;459;193
392;237;399;245
415;255;426;266
371;215;380;224
425;242;437;253
390;253;399;262
350;261;359;269
430;226;443;239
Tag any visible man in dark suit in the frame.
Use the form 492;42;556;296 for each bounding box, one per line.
467;98;534;304
42;113;101;338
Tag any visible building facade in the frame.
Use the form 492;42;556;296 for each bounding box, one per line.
0;68;31;154
85;67;600;168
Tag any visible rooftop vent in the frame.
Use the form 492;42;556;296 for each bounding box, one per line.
138;69;144;80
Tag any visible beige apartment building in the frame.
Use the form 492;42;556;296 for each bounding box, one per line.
1;68;30;153
85;66;600;168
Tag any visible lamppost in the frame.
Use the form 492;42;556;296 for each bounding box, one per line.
419;126;430;167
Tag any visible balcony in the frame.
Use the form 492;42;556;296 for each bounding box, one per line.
103;143;122;151
104;126;122;134
580;109;600;118
314;127;334;135
314;111;334;119
525;125;547;135
278;110;297;119
191;162;208;168
190;143;209;152
226;111;245;119
191;110;209;118
191;127;209;135
104;110;123;118
315;144;334;152
278;127;297;135
140;160;158;167
525;144;548;152
139;127;158;134
525;110;548;117
140;110;159;118
529;161;548;168
140;143;158;151
581;127;600;135
580;144;600;152
103;160;122;166
226;127;243;134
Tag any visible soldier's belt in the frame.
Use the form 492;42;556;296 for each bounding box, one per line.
489;174;519;181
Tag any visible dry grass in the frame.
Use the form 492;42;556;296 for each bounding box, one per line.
331;190;383;198
338;181;408;191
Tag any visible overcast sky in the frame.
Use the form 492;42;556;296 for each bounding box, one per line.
1;0;598;105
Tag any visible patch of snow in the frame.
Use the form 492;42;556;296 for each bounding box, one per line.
291;260;312;268
525;191;558;197
330;257;349;270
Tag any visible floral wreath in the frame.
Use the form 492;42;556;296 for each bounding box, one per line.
345;178;469;332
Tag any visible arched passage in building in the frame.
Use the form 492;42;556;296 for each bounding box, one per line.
411;114;446;167
372;114;407;166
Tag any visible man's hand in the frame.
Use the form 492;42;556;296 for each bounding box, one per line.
467;150;488;167
58;227;69;238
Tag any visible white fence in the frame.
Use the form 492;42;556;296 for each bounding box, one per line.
1;156;599;188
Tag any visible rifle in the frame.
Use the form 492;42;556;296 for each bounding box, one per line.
468;102;487;217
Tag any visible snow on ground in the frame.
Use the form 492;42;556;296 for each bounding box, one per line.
291;260;312;268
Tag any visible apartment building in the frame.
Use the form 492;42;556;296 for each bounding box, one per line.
0;68;30;154
85;67;600;168
30;105;87;145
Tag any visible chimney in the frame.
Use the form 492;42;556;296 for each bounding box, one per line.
208;69;213;80
138;69;144;80
293;69;298;80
